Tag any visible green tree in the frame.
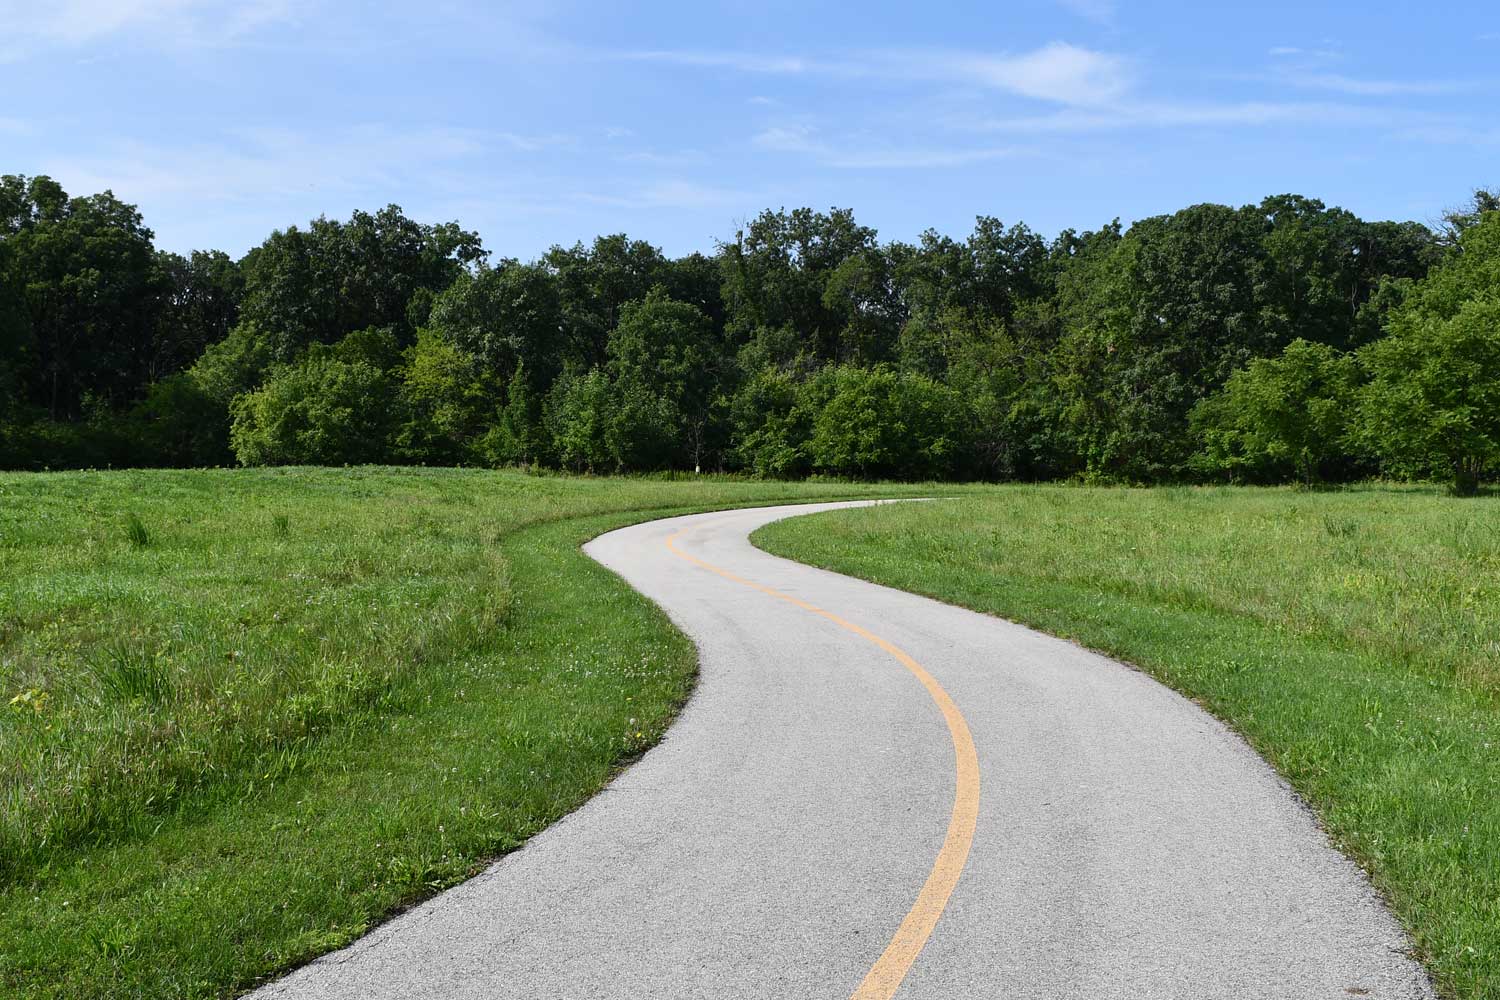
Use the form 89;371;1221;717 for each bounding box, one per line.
728;367;814;478
480;361;549;467
129;373;232;467
229;358;396;466
822;247;907;365
807;365;966;480
150;249;243;383
1;175;160;418
605;377;680;471
430;261;564;389
189;322;275;404
606;288;724;470
1192;339;1362;484
942;313;1065;480
719;207;877;362
238;205;484;360
393;328;498;463
1355;213;1500;494
544;234;671;370
545;369;615;473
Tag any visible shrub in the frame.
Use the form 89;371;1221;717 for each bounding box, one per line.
1192;339;1362;484
229;358;397;466
807;365;967;480
1354;213;1500;495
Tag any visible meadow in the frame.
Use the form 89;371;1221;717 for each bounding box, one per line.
755;485;1500;1000
0;468;923;999
5;474;1496;999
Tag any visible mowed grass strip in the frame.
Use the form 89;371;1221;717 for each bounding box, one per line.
754;486;1500;1000
0;468;922;999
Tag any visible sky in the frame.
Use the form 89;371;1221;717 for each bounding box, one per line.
2;0;1496;260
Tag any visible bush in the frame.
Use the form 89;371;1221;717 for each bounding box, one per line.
729;368;814;478
229;358;397;466
129;374;232;467
807;365;967;480
1357;297;1500;494
544;369;614;473
0;418;142;470
392;328;498;463
1191;339;1362;484
1354;213;1500;495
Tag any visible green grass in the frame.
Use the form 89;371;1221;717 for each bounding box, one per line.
754;485;1500;1000
0;467;924;999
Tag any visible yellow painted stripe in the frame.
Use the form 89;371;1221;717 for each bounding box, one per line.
665;524;981;1000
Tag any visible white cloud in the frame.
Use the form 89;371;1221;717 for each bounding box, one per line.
0;0;294;53
943;42;1130;105
626;42;1132;107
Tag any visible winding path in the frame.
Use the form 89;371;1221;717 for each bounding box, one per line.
256;501;1433;999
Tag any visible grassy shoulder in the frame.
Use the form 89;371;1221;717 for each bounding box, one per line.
754;486;1500;1000
0;468;922;999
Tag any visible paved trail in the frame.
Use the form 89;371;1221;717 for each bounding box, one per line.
255;501;1433;999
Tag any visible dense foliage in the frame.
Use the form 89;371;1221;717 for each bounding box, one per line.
3;174;1497;489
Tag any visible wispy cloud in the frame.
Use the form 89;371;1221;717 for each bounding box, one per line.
0;0;294;56
573;179;759;211
1262;44;1463;97
1268;45;1342;60
615;149;710;167
940;43;1130;104
1279;72;1466;97
623;50;819;75
1055;0;1116;24
40;124;488;209
751;125;819;153
969;99;1388;134
623;42;1132;107
1391;123;1500;147
495;131;576;152
751;124;1016;169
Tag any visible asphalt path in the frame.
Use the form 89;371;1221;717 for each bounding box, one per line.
254;500;1433;999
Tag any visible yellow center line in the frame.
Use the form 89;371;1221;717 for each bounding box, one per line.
664;524;981;1000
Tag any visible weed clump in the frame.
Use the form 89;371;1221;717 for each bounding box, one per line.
123;512;150;548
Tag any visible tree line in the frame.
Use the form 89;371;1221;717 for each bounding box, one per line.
2;173;1497;492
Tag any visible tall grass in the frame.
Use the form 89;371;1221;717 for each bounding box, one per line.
0;466;929;998
121;512;149;547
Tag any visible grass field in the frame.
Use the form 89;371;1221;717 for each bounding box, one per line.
0;468;923;999
755;485;1500;1000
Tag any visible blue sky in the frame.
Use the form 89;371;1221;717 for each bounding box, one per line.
2;1;1495;259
